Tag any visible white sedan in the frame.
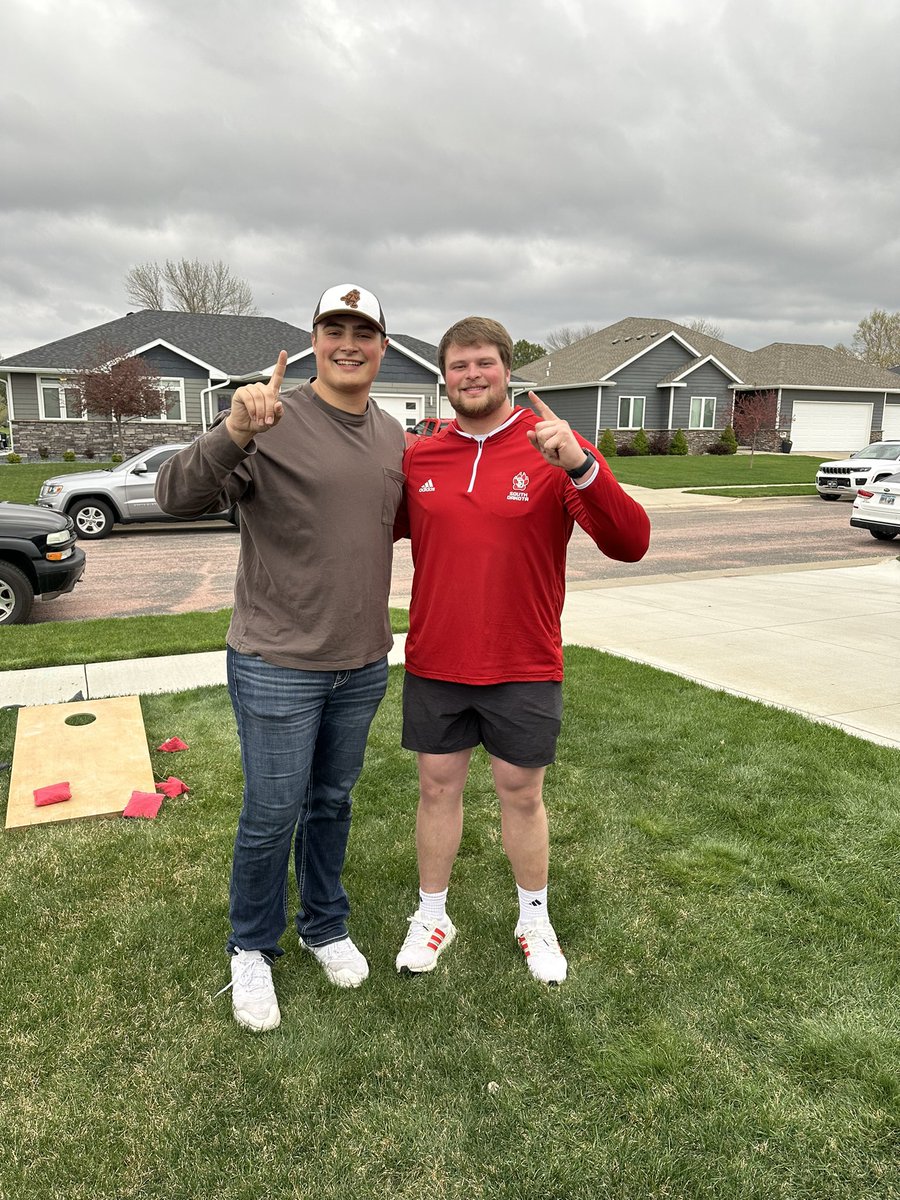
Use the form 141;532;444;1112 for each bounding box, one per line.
850;471;900;540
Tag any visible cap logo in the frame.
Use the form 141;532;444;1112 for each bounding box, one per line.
341;289;361;309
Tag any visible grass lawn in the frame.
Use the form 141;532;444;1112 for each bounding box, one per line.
687;484;819;498
0;461;116;506
0;608;411;671
1;649;897;1199
608;454;825;489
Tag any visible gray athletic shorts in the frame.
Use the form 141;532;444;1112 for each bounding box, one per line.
402;673;563;768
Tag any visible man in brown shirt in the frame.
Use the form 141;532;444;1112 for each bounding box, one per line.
157;285;405;1031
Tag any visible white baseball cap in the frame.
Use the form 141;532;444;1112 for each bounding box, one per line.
312;284;386;334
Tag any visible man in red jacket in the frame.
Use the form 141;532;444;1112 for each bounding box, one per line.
394;316;650;985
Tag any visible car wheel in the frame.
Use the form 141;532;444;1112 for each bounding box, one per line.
0;561;35;625
820;493;840;501
70;498;115;539
870;530;898;541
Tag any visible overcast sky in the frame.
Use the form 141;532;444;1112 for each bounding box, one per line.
2;0;898;359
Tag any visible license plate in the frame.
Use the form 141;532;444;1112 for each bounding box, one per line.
878;494;895;506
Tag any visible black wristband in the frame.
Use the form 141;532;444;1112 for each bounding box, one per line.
566;450;596;480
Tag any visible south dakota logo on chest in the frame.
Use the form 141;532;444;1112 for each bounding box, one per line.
506;471;530;502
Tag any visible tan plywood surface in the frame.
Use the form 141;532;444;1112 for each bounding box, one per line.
6;695;156;829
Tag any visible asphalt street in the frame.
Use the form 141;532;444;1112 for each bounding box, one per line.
23;495;894;624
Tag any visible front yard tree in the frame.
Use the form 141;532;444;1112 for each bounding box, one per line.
68;343;163;456
834;308;900;368
733;390;777;465
512;339;546;369
125;258;258;315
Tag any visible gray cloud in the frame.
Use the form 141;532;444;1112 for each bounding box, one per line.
2;0;899;357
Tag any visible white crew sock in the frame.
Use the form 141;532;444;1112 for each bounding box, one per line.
517;884;548;926
418;887;448;922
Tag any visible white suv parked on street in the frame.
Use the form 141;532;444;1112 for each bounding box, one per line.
815;440;900;500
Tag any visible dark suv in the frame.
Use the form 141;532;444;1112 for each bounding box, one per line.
0;502;86;624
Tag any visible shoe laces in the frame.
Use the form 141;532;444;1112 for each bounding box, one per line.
214;952;271;999
518;919;560;951
314;937;355;965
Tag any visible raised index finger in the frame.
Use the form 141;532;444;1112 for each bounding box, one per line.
528;391;558;421
269;350;288;394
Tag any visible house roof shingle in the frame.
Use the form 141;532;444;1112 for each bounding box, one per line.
0;310;313;377
515;317;900;393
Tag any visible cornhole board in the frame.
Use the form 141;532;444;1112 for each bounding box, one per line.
5;695;156;829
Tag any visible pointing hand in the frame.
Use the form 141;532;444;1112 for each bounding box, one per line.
526;392;587;471
226;350;288;444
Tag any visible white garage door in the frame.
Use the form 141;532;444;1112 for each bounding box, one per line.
882;404;900;439
790;400;872;453
372;394;423;430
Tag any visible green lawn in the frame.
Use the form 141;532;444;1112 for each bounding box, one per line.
1;650;897;1199
0;461;117;505
0;608;411;671
608;454;825;488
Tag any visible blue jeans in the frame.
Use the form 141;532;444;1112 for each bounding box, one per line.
226;647;389;960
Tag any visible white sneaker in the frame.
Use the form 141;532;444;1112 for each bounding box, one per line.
299;935;369;988
395;909;457;974
515;918;567;985
227;949;281;1031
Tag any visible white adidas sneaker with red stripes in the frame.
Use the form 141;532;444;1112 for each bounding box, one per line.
395;909;457;974
515;917;567;985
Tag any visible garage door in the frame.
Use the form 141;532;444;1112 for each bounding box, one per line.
372;394;423;430
882;404;900;439
790;400;873;453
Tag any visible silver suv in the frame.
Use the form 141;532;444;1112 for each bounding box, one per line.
36;444;238;539
815;440;900;501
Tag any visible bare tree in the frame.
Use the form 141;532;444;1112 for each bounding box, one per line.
544;324;598;351
834;308;900;368
685;317;724;340
125;258;258;315
733;390;777;466
68;343;163;456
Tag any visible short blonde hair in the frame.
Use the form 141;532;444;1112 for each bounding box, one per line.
438;317;513;375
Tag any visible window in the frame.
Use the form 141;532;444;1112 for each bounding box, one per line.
142;378;185;422
618;395;645;429
689;396;716;429
39;378;85;420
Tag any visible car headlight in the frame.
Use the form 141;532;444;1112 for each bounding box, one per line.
46;529;70;546
41;485;64;496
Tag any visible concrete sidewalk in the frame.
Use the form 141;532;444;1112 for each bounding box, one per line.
2;558;899;752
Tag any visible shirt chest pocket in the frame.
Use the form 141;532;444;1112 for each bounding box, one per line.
382;468;406;525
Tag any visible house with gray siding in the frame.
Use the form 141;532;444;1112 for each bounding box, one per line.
0;311;444;457
516;319;900;453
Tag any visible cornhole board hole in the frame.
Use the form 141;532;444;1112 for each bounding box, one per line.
6;695;156;829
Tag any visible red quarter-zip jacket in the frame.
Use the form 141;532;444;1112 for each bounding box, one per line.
395;407;650;684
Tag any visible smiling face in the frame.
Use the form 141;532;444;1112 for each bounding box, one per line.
311;316;387;408
443;340;512;428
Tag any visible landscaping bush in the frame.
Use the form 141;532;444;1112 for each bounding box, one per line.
38;445;50;460
707;440;732;455
110;452;123;463
719;424;738;454
5;452;22;464
617;443;637;456
598;428;617;457
669;428;689;455
648;431;671;455
83;443;96;460
62;449;76;462
631;428;650;456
